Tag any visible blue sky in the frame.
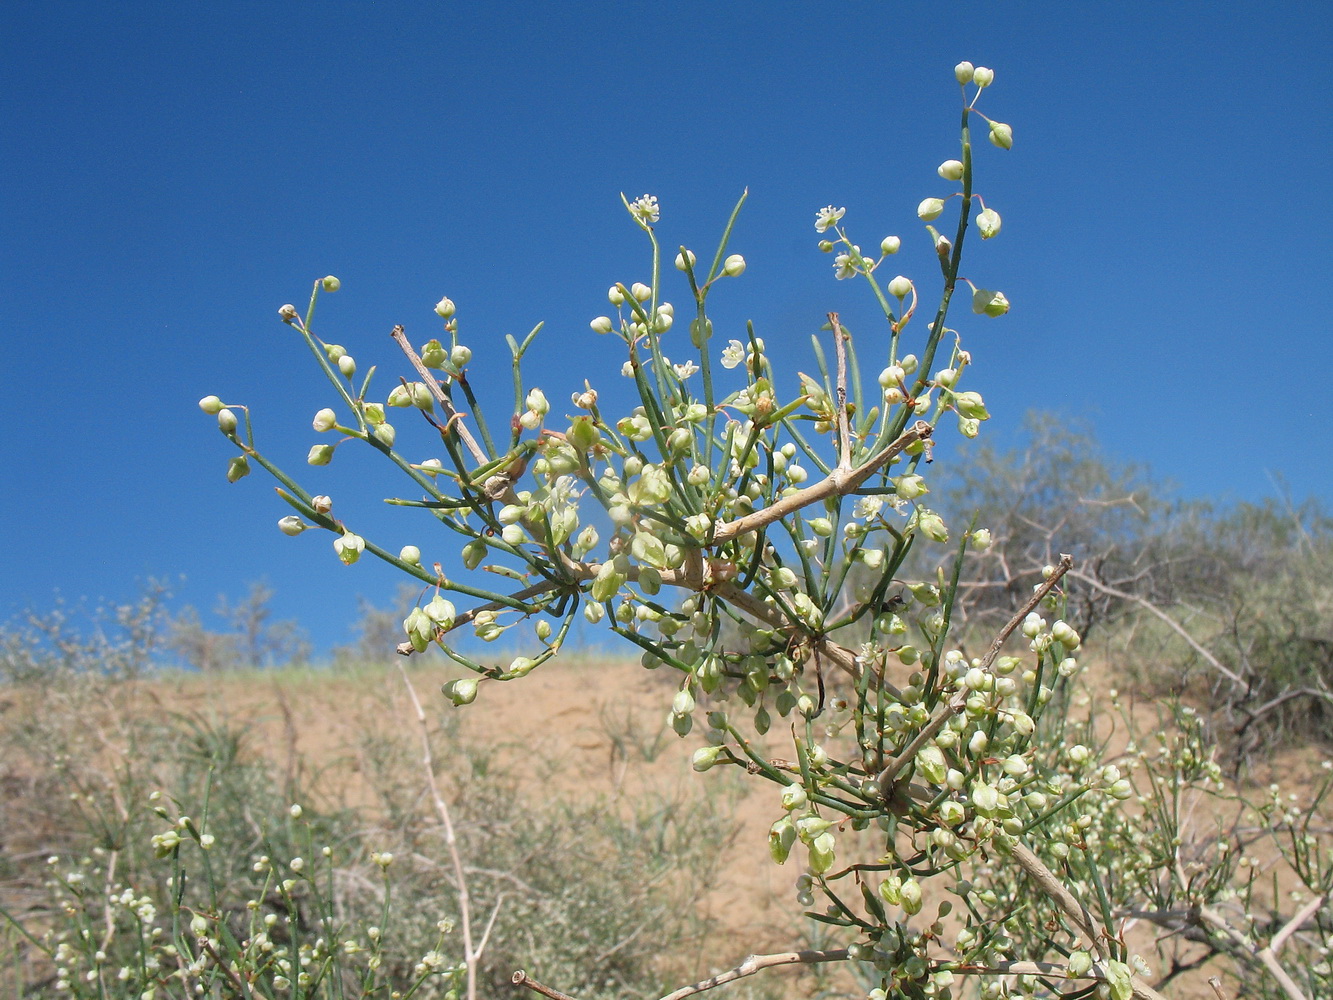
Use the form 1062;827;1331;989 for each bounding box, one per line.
3;2;1330;655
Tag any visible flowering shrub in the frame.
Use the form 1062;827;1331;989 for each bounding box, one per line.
195;63;1331;1000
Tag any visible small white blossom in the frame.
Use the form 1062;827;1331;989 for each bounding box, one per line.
720;339;745;369
815;205;846;233
673;360;699;379
629;194;660;224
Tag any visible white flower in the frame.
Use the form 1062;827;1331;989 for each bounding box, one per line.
814;205;845;233
833;252;858;280
629;194;660;224
854;495;884;519
621;360;635;377
333;531;365;565
720;340;745;369
673;360;699;379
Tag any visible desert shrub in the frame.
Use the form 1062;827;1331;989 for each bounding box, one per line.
183;61;1331;1000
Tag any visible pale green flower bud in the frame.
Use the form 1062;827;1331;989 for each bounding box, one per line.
590;315;613;335
781;785;807;811
333;531;364;565
630;282;652;302
899;878;923;915
461;539;485;569
971;780;1000;814
954;61;975;84
338;355;356;377
308;444;334;466
817;239;833;252
768;817;796;864
723;254;746;276
880;235;901;255
916;509;949;543
199;395;223;414
917;197;945;221
692;746;725;772
425;595;455;627
675;249;696;271
972;288;1010;316
434;297;456;319
971;528;992;550
420;339;447;368
501;524;525;546
887;274;912;299
976;207;1002;239
321;275;340;292
388;385;413;407
972;66;994;88
278;516;307;536
988;122;1013;149
937;159;964;181
953;391;989;419
1067;744;1091;765
313;407;338;431
808;517;833;537
893;474;928;500
217;408;238;433
374;422;396;447
1067;951;1093;978
226;455;250;482
325;343;346;362
607;285;625;306
442;678;477;706
399;544;421;565
1052;620;1081;649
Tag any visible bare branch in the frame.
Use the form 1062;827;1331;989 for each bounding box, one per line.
828;312;853;472
390;325;487;465
654;948;850;1000
511;970;580;1000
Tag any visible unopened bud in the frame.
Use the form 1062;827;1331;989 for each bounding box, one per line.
226;455;250;482
630;282;652;302
880;235;901;255
607;285;625;306
313;408;337;431
434;297;456;319
977;208;1002;239
972;66;994;88
674;249;696;271
399;545;421;565
308;444;334;466
887;275;912;299
971;288;1010;317
917;197;945;221
337;355;356;377
198;395;223;414
937;160;964;181
449;345;471;368
988;122;1013;150
321;276;340;292
954;61;975;84
217;408;238;433
278;516;307;536
590;315;614;335
442;678;478;706
723;254;746;276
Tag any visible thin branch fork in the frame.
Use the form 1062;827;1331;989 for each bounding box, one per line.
391;325;488;466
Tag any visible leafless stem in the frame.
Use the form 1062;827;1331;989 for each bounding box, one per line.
390;325;487;465
511;970;580;1000
1197;906;1310;1000
655;948;850;1000
398;664;491;1000
828;312;853;472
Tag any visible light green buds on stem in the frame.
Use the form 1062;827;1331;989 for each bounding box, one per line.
976;207;1002;239
434;296;456;319
590;315;614;335
217;408;238;433
917;198;946;221
953;391;990;420
399;545;421;566
333;531;365;565
954;61;975;84
674;249;696;271
321;276;341;292
988;122;1013;150
972;288;1010;317
308;444;335;466
337;355;357;378
226;455;250;482
888;275;913;299
442;678;478;706
312;408;337;432
937;160;964;181
880;235;901;255
198;395;224;414
692;746;726;772
278;516;308;536
972;66;995;88
722;254;746;277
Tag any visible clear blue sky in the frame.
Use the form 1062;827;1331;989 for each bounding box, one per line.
3;2;1330;654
